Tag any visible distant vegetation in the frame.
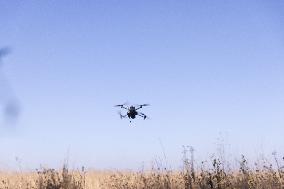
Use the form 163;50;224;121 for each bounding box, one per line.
0;150;283;189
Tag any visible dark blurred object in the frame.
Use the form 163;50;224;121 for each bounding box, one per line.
114;103;150;123
0;47;11;57
4;100;20;123
0;47;11;66
0;46;20;124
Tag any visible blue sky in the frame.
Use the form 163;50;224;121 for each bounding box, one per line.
0;0;284;170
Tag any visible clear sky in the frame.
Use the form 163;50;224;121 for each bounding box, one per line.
0;0;284;170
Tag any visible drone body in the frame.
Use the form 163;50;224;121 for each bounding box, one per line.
115;103;149;122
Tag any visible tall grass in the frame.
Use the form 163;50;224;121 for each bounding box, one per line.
0;151;283;189
101;151;284;189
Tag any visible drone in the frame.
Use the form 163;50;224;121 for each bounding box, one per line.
114;103;149;122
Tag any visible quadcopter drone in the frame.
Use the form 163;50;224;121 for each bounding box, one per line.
114;103;149;122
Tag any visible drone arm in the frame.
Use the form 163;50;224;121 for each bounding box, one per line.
118;111;128;119
138;112;146;116
135;106;142;110
121;106;128;110
138;112;148;120
135;104;149;110
138;114;144;117
121;114;127;118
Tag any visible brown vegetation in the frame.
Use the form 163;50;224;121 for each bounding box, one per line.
0;152;283;189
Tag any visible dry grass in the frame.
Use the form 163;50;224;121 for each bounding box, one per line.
0;152;283;189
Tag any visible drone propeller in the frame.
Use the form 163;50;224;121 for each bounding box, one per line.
134;104;150;109
139;104;150;107
114;102;128;107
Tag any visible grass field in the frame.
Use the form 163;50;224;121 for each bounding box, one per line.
0;151;283;189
